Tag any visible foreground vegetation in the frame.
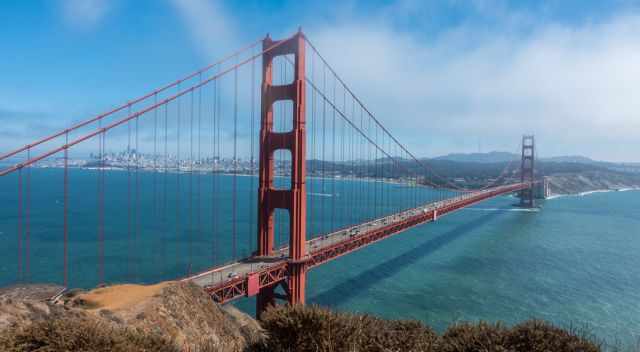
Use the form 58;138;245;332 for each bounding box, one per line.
1;303;611;351
254;305;604;352
1;282;633;351
0;317;178;352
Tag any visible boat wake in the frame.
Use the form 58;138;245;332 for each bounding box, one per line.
309;192;334;197
466;207;540;213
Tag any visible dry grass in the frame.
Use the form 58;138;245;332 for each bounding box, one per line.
0;283;617;352
0;314;178;352
256;304;438;352
73;282;171;312
440;321;510;352
506;320;600;352
256;305;603;352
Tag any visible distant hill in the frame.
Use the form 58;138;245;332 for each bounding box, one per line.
542;155;595;164
432;152;607;165
431;151;518;163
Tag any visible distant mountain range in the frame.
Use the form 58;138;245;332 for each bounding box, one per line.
431;151;519;163
432;151;601;165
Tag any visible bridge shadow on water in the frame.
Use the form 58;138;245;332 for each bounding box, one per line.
310;209;505;307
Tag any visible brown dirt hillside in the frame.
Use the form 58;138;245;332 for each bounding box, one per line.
0;281;263;352
72;281;263;350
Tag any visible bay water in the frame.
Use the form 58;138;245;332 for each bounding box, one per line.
1;168;639;347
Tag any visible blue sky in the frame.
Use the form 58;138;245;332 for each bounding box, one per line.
2;0;640;161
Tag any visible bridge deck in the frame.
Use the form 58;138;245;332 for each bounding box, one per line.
186;183;529;304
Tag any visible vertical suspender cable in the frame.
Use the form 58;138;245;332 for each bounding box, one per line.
26;148;31;282
189;90;194;275
331;74;336;232
360;108;365;219
126;106;132;281
17;168;23;283
250;52;256;253
380;132;384;216
402;150;406;210
153;93;158;273
415;162;419;206
100;131;106;283
378;130;382;217
211;76;217;274
382;128;386;215
309;51;316;238
378;125;383;218
321;63;326;235
135;106;140;281
163;103;168;276
385;134;389;214
96;120;102;285
232;63;238;259
152;93;162;274
402;148;405;211
99;131;107;284
374;124;378;219
197;74;203;270
341;90;345;228
153;94;158;220
365;116;370;219
215;68;222;263
63;131;69;288
394;144;398;213
364;112;367;218
357;107;361;221
176;84;182;274
350;96;355;225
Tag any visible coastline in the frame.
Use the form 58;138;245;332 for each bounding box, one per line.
31;165;430;189
28;165;640;199
547;187;640;199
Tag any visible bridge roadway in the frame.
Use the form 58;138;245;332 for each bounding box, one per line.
185;182;529;304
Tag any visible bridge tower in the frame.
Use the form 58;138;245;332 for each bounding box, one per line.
520;135;535;207
256;30;307;316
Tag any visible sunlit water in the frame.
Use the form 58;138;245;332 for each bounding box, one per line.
1;169;639;347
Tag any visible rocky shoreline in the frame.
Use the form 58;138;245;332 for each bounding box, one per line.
546;171;640;196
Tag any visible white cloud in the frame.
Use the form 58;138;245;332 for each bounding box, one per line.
170;0;237;61
61;0;111;29
305;11;640;161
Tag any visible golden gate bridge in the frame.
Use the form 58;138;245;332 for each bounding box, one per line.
0;30;536;316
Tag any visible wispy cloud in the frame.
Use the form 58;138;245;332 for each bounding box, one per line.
170;0;237;61
0;108;61;151
306;8;640;161
60;0;112;29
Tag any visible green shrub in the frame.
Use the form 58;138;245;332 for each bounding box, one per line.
0;316;178;352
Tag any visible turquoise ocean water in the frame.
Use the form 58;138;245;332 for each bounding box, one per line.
1;169;639;347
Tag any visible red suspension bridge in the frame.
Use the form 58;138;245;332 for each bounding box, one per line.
0;30;536;316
